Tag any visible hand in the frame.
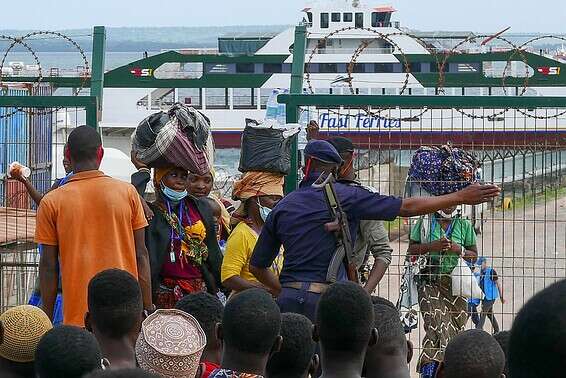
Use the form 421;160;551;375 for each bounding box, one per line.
500;297;506;304
131;150;148;170
457;183;501;205
448;242;463;255
141;199;154;221
306;120;320;141
143;304;157;319
429;237;451;252
9;168;28;183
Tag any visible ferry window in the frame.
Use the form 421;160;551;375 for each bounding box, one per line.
343;13;353;22
321;13;330;29
206;88;228;109
233;88;255;109
374;63;394;73
263;63;283;73
319;63;338;73
236;63;255;73
178;88;201;108
408;63;422;73
430;63;440;72
352;63;365;73
260;88;273;109
307;12;313;23
331;13;341;22
355;13;364;28
371;12;387;27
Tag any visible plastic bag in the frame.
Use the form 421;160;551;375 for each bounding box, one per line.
238;119;299;175
407;144;481;196
451;257;484;299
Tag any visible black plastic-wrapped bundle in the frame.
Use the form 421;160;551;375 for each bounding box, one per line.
238;119;294;175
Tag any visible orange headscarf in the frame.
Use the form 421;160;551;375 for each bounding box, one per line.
232;171;284;201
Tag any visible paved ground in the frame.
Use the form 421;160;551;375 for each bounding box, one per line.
372;197;566;376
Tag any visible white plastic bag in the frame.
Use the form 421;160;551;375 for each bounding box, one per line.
451;257;483;299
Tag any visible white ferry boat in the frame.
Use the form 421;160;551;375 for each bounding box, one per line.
99;0;566;151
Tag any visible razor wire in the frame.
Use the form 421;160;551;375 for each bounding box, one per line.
0;30;90;119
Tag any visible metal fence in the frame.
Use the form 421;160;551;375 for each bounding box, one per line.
282;94;566;375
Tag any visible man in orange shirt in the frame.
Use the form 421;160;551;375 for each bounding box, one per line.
36;126;153;326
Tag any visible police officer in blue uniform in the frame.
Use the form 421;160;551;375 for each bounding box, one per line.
250;140;500;321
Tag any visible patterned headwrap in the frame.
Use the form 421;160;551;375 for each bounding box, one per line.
153;166;189;186
231;171;284;222
0;305;53;363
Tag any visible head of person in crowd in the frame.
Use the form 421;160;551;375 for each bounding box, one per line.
85;269;143;369
154;166;190;204
175;292;224;370
364;297;412;378
0;305;52;378
328;136;356;181
85;368;160;378
493;331;510;378
35;325;102;378
508;279;566;378
303;139;343;180
66;125;104;173
436;329;505;378
188;170;214;198
136;309;206;378
314;282;377;377
217;288;282;375
266;313;319;378
62;143;72;174
231;171;284;227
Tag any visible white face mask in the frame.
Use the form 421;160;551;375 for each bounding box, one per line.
257;199;272;222
438;209;458;219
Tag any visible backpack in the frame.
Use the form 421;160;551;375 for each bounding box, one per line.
407;144;481;196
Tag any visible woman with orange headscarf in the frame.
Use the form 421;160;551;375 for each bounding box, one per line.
131;161;223;309
221;171;284;294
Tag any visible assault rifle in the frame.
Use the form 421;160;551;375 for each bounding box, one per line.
313;173;359;284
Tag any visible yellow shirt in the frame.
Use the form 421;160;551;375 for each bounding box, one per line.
221;222;283;284
35;170;148;326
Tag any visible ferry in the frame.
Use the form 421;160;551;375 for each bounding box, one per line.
98;0;566;152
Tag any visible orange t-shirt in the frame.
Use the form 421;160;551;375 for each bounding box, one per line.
35;170;148;326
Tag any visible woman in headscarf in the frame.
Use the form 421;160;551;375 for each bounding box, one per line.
187;168;233;250
221;171;284;294
132;164;223;309
407;206;478;378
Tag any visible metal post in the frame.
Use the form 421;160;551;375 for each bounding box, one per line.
284;24;307;194
90;26;106;129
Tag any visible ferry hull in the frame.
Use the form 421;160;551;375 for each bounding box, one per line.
211;130;566;149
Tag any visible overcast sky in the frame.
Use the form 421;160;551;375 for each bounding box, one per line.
3;0;565;33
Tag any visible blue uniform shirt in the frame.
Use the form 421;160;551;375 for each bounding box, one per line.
250;175;402;284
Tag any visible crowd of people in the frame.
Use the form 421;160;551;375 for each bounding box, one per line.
1;124;563;378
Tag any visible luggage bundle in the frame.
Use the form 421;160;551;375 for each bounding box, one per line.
238;118;299;175
407;144;481;196
131;104;213;175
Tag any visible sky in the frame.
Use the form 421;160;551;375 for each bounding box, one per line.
2;0;565;33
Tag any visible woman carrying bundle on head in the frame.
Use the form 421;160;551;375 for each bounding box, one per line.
133;164;223;309
221;171;284;295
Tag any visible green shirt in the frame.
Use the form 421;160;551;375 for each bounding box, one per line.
410;216;477;275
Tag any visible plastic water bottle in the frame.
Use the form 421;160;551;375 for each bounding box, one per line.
276;89;288;125
265;89;279;120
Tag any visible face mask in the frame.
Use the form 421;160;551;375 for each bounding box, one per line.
161;183;188;202
437;209;458;219
257;199;272;222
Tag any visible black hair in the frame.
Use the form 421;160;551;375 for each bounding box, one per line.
87;269;143;338
84;368;160;378
493;331;510;377
442;329;504;378
266;313;316;378
509;279;566;378
67;125;102;163
222;288;281;355
35;325;102;378
370;296;407;355
175;292;223;349
328;137;355;154
316;282;374;354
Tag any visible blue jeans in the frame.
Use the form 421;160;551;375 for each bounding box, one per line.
276;284;321;322
468;302;479;327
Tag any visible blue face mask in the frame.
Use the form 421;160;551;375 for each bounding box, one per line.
258;199;272;222
161;183;188;202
